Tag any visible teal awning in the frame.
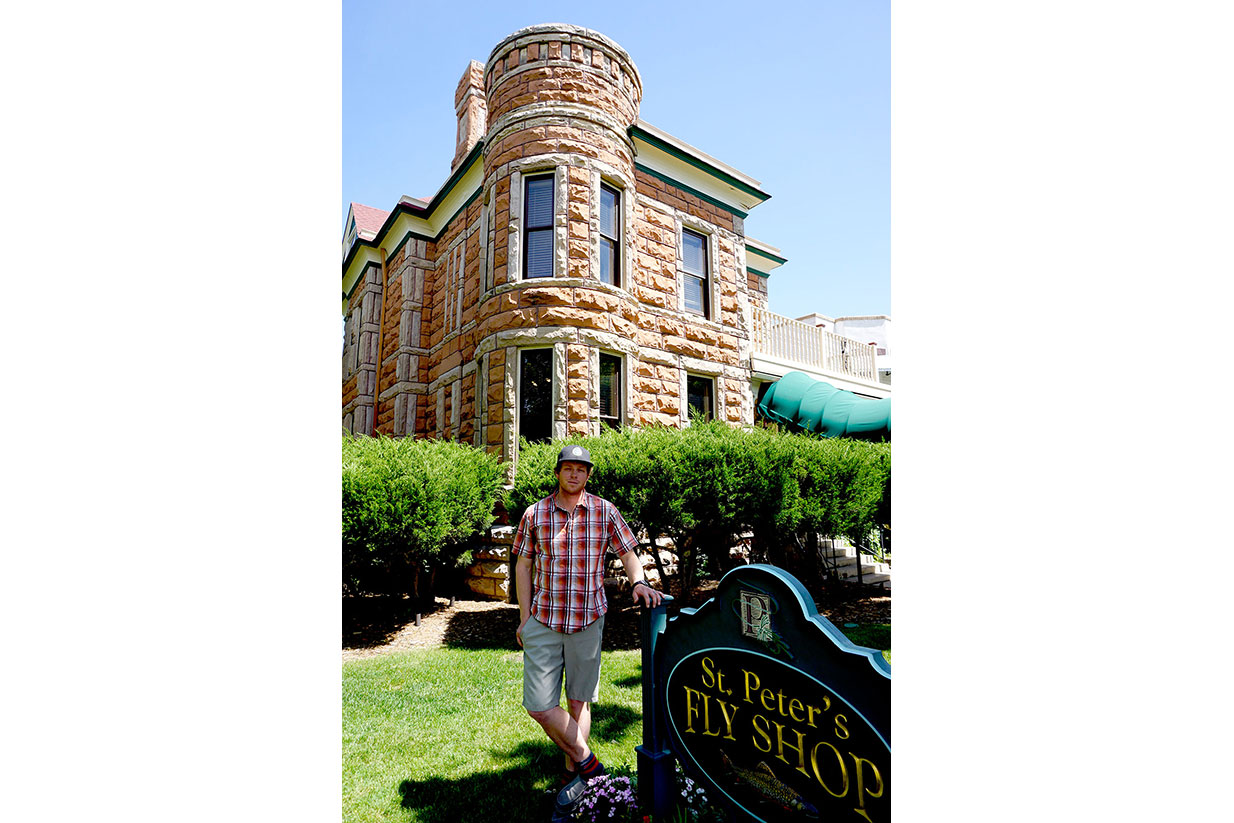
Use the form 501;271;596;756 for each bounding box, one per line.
758;372;890;440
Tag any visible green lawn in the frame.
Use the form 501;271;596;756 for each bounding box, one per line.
343;647;644;823
342;627;889;822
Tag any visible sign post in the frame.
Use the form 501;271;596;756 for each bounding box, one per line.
638;564;890;823
635;594;677;820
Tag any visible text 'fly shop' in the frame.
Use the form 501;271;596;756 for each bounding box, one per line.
637;566;890;823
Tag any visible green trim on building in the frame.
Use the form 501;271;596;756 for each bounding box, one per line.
341;141;485;275
629;125;770;202
435;187;483;241
634;163;749;219
420;140;485;215
344;261;383;302
747;247;788;266
342;186;482;305
746;267;772;278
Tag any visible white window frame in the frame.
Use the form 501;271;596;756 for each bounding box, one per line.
684;372;716;424
597;351;623;431
509;163;564;282
522;173;555;279
597;182;622;288
677;221;716;320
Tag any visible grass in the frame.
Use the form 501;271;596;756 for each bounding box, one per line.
843;623;892;661
343;647;644;823
343;621;888;822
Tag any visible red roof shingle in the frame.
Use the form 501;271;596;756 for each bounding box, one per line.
350;202;390;238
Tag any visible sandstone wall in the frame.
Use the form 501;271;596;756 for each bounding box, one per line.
344;24;758;455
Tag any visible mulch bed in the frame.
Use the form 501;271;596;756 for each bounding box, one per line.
343;578;889;662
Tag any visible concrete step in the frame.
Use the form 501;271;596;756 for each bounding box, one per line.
822;550;889;571
817;533;891;589
838;572;891;587
834;563;890;581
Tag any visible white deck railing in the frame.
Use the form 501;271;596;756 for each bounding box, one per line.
750;306;877;381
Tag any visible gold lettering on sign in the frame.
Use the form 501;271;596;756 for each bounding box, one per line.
684;686;701;734
717;699;740;741
751;712;773;753
675;654;885;819
810;740;850;798
807;698;828;727
773;720;811;778
700;656;717;689
850;753;885;823
742;669;760;704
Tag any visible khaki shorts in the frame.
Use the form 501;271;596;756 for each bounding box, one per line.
521;614;605;712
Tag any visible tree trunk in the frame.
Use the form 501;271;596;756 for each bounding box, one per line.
647;533;668;587
411;565;422;627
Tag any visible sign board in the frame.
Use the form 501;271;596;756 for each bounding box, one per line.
646;565;890;823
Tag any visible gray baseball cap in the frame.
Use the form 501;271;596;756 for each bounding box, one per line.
555;444;593;468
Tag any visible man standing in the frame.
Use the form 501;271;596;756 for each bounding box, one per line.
512;444;663;815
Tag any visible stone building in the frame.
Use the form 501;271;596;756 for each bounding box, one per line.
341;23;789;468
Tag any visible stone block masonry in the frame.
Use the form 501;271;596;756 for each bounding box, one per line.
344;23;768;473
467;526;514;599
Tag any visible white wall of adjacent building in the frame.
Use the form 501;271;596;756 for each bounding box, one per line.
796;313;892;386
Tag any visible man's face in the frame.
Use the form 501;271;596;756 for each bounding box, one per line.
555;461;591;495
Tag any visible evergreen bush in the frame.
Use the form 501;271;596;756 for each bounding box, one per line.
341;435;505;598
508;423;891;594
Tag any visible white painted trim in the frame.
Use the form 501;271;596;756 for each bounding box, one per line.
632;133;766;216
751;352;892;399
632;120;763;190
552;341;568;441
680;371;717;426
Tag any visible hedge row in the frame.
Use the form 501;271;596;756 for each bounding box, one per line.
342;435;505;597
509;421;890;590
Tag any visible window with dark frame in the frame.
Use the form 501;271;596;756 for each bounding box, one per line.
599;184;620;286
682;228;709;316
519;349;553;444
524;175;554;279
598;353;622;430
686;374;714;422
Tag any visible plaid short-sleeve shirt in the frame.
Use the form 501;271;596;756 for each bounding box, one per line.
511;491;639;634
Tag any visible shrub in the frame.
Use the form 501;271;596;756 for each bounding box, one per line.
508;423;890;595
341;435;505;597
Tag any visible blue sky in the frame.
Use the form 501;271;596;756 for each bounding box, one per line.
343;0;889;319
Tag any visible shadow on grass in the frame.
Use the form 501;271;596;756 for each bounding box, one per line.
612;671;642;689
589;703;641;742
397;713;645;823
343;595;451;650
397;740;560;823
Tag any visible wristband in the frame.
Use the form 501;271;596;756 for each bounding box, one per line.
633;580;652;591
